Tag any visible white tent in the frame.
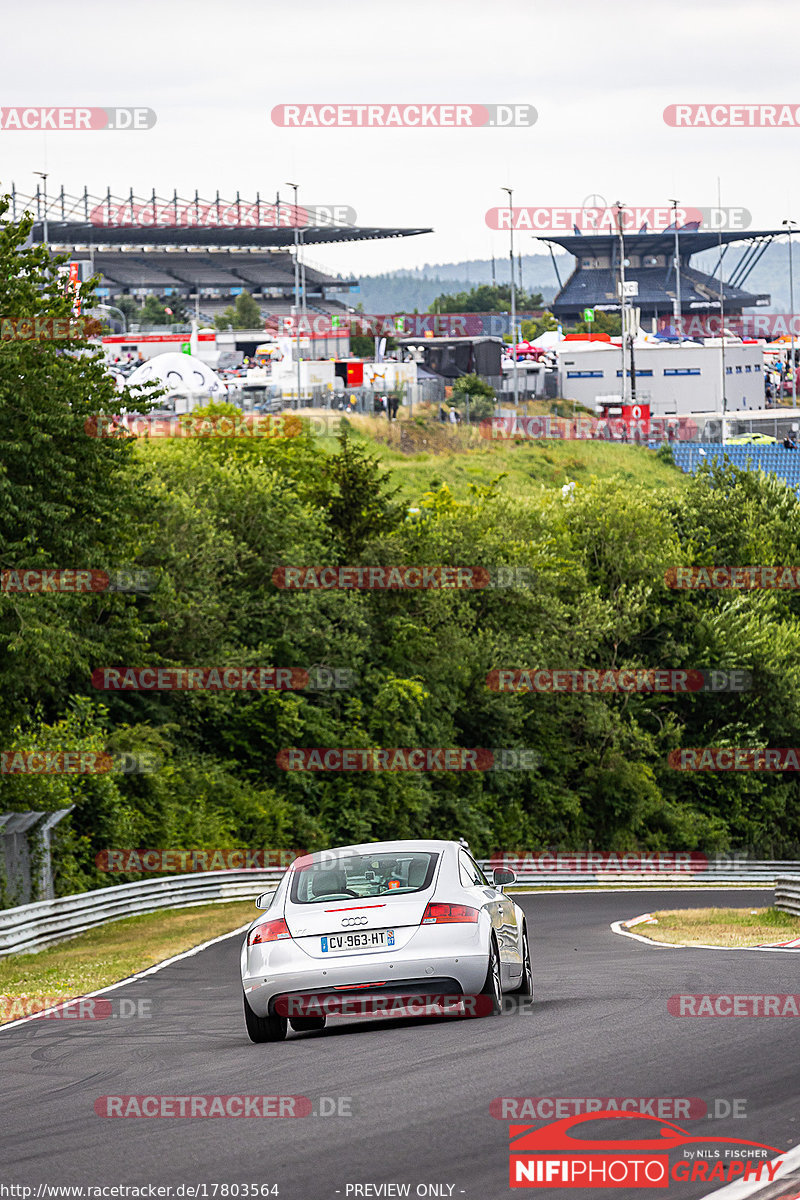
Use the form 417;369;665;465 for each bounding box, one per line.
527;330;562;350
125;353;227;405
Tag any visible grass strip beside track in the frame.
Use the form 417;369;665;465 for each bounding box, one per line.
0;900;256;1022
632;906;800;947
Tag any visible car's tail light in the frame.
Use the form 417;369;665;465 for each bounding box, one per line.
248;917;292;946
421;902;479;924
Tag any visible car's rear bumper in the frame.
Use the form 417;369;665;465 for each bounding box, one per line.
242;952;488;1017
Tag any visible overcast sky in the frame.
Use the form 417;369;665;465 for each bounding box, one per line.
1;0;796;280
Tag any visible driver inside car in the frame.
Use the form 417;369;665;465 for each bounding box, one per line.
379;859;405;890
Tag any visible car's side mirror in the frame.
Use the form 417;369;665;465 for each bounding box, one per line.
493;867;516;890
255;890;275;909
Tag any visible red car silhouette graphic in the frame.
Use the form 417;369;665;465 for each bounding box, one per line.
510;1111;781;1155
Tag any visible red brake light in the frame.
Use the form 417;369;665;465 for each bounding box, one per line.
421;902;479;925
248;917;292;946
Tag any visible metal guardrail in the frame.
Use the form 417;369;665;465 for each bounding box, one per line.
483;860;794;886
0;869;283;957
0;858;795;958
774;875;800;917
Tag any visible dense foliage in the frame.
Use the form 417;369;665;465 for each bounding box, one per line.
2;202;800;901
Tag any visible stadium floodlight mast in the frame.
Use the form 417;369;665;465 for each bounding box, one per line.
668;198;682;341
783;219;798;411
501;186;519;406
286;181;302;409
33;171;48;252
615;201;628;405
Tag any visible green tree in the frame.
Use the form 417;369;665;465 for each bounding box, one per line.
451;373;496;421
521;310;559;340
310;424;403;559
215;306;236;331
0;193;153;736
574;310;621;336
349;333;398;358
215;292;262;330
114;296;140;325
137;294;186;326
429;284;544;313
233;291;263;328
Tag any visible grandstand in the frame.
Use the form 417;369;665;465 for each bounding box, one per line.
11;185;431;317
536;229;779;326
672;442;800;492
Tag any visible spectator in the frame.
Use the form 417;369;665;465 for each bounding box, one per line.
389;395;400;420
449;407;458;424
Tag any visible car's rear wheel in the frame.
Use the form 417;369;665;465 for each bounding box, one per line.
510;926;533;998
243;993;288;1043
289;1016;327;1032
480;937;502;1014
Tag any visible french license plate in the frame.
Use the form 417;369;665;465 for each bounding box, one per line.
321;929;395;953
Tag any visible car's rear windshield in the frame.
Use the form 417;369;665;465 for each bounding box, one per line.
290;852;439;904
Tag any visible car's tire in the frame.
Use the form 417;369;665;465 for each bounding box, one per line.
510;925;533;998
289;1016;327;1033
243;993;288;1043
479;936;502;1014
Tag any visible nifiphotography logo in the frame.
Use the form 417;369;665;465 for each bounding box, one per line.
508;1110;782;1188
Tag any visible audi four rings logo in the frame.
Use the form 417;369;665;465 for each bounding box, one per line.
341;916;368;926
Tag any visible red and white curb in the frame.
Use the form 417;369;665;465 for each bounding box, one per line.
611;914;800;953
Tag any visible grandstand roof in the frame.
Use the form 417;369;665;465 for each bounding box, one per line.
539;228;778;318
34;221;431;250
541;229;786;257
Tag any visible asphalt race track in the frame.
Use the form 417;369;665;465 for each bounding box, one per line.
2;889;798;1200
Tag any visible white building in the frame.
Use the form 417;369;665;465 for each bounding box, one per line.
557;341;764;416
